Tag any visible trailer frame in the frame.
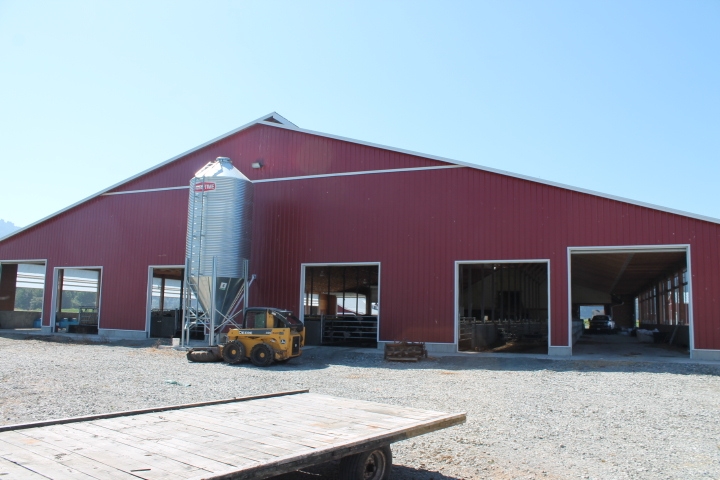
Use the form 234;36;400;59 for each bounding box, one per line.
0;390;466;480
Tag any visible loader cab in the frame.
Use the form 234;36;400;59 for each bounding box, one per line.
243;307;304;332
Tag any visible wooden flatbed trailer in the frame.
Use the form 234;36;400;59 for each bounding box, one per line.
0;390;466;480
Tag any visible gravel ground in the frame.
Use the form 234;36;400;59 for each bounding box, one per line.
1;334;720;480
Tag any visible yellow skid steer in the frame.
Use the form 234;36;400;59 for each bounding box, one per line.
187;307;305;367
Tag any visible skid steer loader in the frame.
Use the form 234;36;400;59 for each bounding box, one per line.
186;307;305;367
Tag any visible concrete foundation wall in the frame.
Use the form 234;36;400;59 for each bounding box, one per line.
691;349;720;361
549;346;572;356
0;311;41;328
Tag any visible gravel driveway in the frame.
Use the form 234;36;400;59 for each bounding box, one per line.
1;334;719;479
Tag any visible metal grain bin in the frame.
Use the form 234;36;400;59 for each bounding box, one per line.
185;157;253;323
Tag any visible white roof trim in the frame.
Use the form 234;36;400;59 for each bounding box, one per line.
102;186;190;196
256;121;720;226
259;112;297;127
2;111;719;244
254;165;463;183
0;112;289;242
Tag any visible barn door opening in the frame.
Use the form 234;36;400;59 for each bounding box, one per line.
457;262;548;354
0;261;46;330
148;267;184;339
53;267;101;334
301;264;379;347
570;247;691;357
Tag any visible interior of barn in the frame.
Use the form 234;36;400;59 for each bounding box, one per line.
457;262;549;354
0;262;45;330
302;264;379;347
570;249;690;356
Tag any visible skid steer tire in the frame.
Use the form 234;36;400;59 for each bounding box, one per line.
339;445;392;480
222;341;246;364
186;349;221;363
250;343;275;367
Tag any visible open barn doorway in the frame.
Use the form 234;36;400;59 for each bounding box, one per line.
147;266;185;339
569;247;691;357
0;261;46;330
301;263;379;347
52;267;102;334
457;261;549;353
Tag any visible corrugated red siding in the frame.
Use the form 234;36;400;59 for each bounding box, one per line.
0;190;188;330
113;125;448;193
249;168;720;347
1;123;719;349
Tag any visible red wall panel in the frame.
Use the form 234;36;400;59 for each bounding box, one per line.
0;190;188;330
1;122;719;350
249;166;720;347
112;125;447;194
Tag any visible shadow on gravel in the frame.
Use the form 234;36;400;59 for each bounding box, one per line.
219;359;331;371
270;461;460;480
0;332;158;348
4;333;718;376
288;346;720;376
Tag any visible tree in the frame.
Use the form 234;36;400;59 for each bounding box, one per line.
14;288;43;311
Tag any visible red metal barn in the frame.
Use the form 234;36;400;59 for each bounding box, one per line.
0;113;718;359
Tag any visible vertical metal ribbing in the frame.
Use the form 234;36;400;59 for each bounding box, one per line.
210;256;216;346
480;264;485;322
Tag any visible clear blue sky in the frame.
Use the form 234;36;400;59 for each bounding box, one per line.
1;1;718;228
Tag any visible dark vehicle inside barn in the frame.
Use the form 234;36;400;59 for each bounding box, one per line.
589;315;616;332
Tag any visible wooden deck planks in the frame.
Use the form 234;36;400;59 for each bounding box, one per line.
102;414;276;462
66;422;238;473
15;425;202;480
0;436;101;480
252;395;430;432
272;394;443;422
161;410;317;454
93;415;275;465
0;455;50;479
265;393;440;423
201;401;399;446
206;408;359;444
0;392;466;480
175;409;341;448
192;409;366;442
211;396;403;433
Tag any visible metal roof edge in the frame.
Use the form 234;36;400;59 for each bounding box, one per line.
258;122;720;226
0;112;292;243
3;113;719;245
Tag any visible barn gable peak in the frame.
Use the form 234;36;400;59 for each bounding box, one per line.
259;112;297;128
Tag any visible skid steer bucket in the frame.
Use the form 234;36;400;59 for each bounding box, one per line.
187;346;222;362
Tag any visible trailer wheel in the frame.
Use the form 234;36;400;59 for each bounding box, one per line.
339;445;392;480
222;341;246;364
250;343;274;367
